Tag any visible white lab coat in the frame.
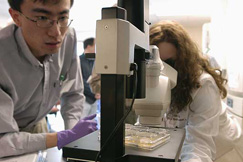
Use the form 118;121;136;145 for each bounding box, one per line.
164;72;242;162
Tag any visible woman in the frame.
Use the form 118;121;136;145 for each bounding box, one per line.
150;20;242;162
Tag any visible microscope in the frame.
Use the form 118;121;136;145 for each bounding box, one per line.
63;1;184;162
134;45;177;126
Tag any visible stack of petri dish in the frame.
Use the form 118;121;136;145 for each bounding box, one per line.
125;124;170;150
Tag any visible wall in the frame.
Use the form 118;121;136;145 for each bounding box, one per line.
184;25;204;51
150;16;210;52
210;0;243;93
0;0;11;28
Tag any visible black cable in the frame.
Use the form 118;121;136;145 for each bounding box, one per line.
95;63;138;162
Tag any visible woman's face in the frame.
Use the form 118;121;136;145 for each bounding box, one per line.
157;42;177;68
157;42;177;61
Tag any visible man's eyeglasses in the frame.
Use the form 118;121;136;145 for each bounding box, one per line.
18;11;73;28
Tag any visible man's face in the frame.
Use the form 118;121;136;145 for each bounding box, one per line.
10;0;71;61
90;40;96;53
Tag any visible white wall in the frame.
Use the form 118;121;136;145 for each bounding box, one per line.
149;0;212;52
69;0;116;54
0;0;11;28
210;0;243;93
184;25;204;51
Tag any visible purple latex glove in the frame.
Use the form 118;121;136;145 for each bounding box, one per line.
57;114;97;149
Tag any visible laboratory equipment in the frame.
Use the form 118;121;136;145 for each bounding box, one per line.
63;1;184;162
220;69;243;161
125;124;170;150
134;45;177;126
226;69;243;129
94;1;149;161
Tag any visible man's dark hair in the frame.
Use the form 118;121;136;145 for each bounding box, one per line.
8;0;74;12
83;37;94;50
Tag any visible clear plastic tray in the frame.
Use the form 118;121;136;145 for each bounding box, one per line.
125;124;170;150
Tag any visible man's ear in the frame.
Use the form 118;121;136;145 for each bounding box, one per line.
9;8;22;27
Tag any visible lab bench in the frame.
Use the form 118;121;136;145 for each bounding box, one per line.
0;128;184;162
0;147;65;162
63;128;185;162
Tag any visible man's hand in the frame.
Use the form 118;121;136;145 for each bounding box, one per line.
56;114;97;149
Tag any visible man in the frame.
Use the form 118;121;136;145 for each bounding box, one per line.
0;0;97;158
80;38;100;118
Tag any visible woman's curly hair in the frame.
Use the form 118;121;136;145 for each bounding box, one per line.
150;20;227;113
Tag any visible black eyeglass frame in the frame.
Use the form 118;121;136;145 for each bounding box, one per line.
18;11;73;28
